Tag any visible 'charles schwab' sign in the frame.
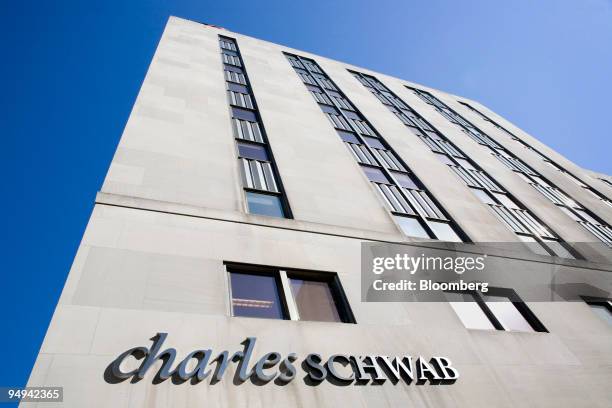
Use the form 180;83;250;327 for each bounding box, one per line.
105;333;459;385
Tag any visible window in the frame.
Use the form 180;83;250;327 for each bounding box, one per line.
484;296;535;332
583;297;612;326
227;264;355;323
492;192;520;209
229;272;286;319
455;158;477;170
447;288;547;332
392;172;419;189
362;165;390;184
448;301;495;330
237;141;269;161
224;65;246;84
435;153;455;166
227;83;253;109
517;235;551;257
427;220;462;242
289;278;341;322
541;238;575;259
395;215;430;239
221;36;291;219
246;192;284;218
337;130;360;144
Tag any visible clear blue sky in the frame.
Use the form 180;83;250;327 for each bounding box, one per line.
1;0;611;390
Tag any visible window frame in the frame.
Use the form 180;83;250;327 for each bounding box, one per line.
225;262;356;324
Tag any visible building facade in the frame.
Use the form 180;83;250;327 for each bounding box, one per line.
25;16;612;407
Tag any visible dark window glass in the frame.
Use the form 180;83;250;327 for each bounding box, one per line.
289;278;342;322
305;84;322;93
343;110;361;120
320;104;339;114
232;107;257;121
363;136;386;150
337;130;360;144
224;64;243;73
230;272;285;319
362;166;390;183
228;82;249;93
246;192;285;217
237;142;269;161
392;172;419;189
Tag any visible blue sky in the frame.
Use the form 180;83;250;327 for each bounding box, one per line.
1;0;611;390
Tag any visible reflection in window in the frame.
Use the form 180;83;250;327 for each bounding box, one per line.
230;272;285;319
246;192;285;218
289;278;341;322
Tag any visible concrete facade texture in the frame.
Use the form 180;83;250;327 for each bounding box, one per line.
25;16;611;407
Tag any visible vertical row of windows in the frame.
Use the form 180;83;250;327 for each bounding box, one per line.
220;37;291;218
350;71;575;258
458;101;612;210
285;53;467;242
410;87;612;247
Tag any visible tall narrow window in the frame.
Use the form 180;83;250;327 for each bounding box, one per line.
219;36;292;218
350;71;576;258
459;101;612;210
409;87;612;248
284;53;468;242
